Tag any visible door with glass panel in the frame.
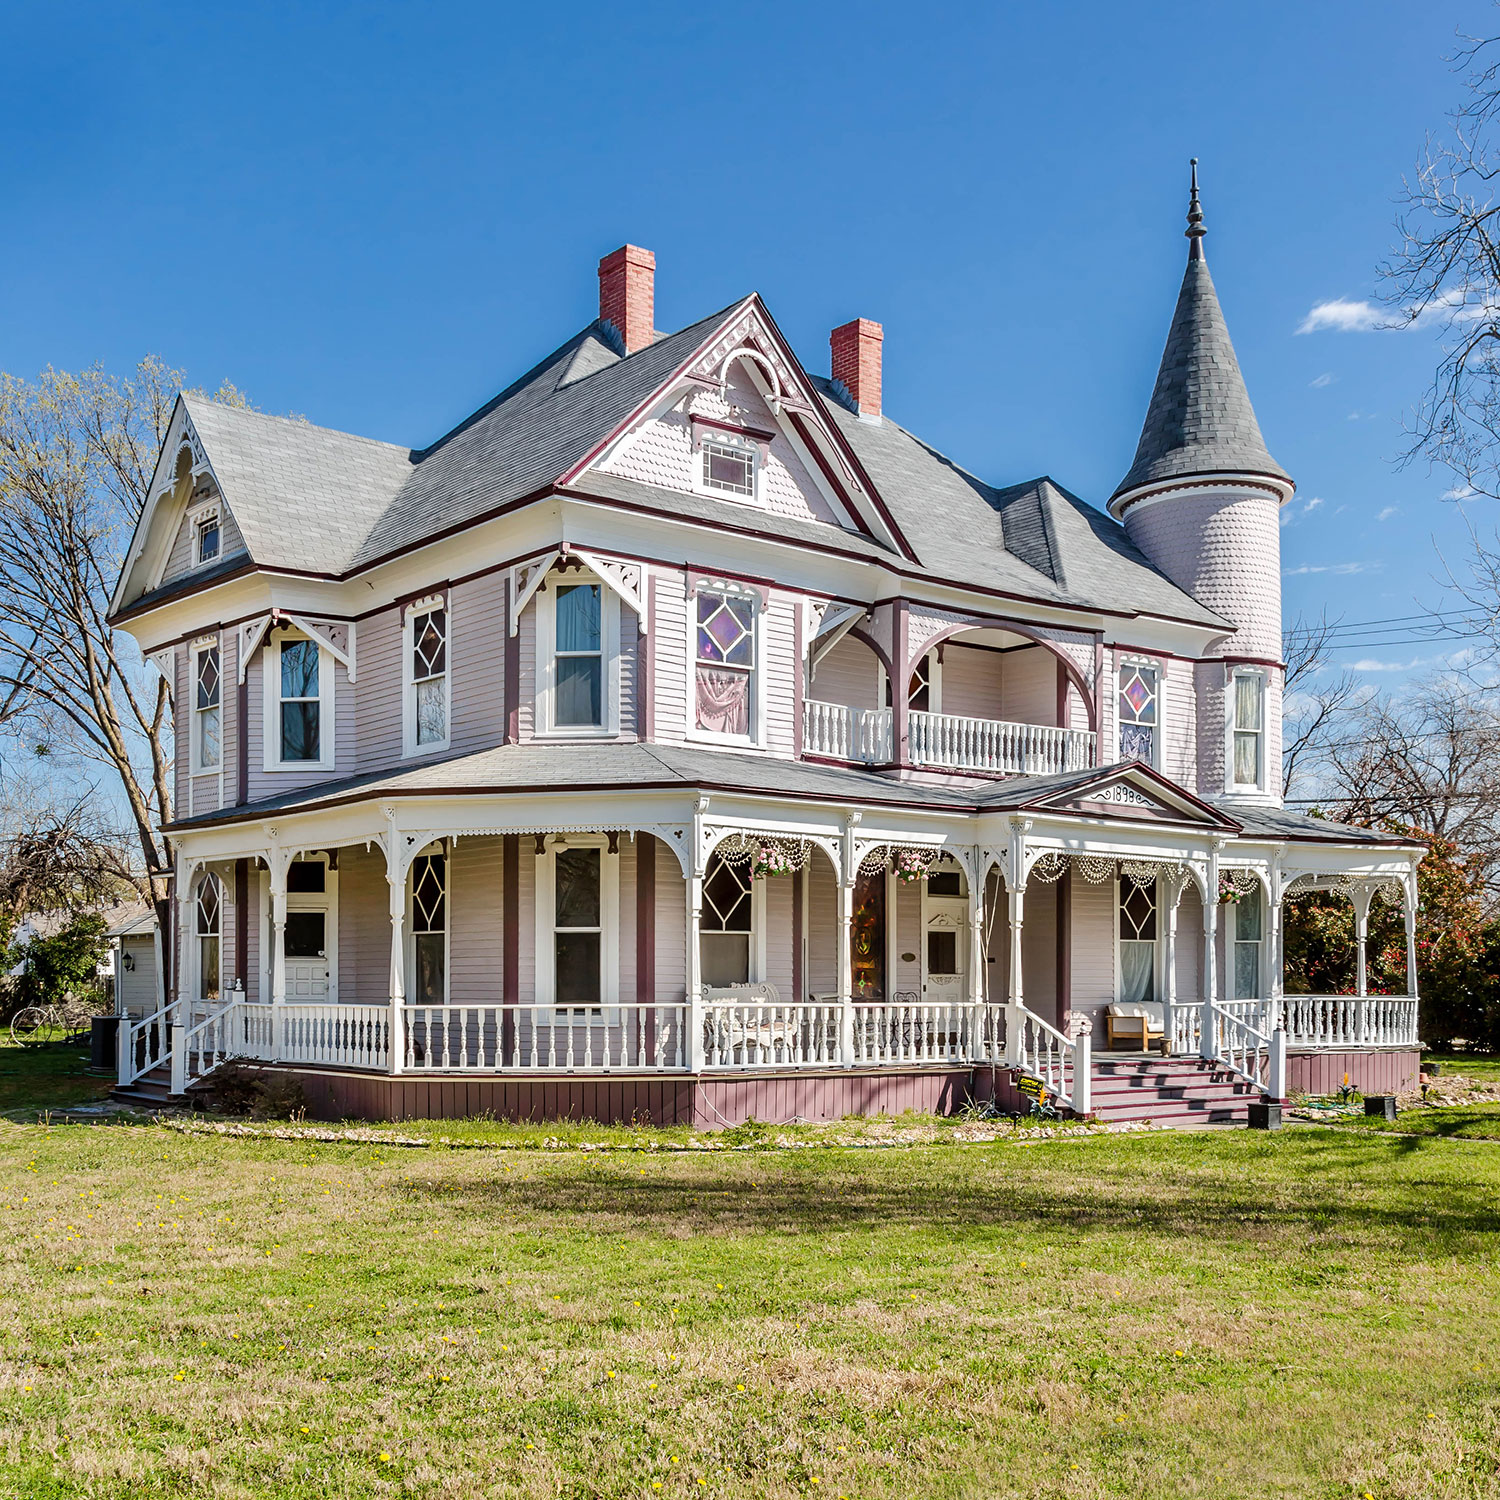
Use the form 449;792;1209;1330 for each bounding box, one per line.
278;858;332;1000
921;861;967;1006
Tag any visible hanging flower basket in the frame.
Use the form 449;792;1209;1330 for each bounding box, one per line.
751;843;796;879
892;847;933;883
1218;873;1249;905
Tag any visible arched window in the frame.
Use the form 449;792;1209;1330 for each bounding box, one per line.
196;876;222;1002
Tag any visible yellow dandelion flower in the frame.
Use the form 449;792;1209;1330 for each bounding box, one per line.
379;1453;392;1463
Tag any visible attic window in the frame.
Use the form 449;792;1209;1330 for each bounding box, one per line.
703;438;755;497
196;512;220;564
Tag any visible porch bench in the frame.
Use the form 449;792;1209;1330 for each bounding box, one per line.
1106;1001;1165;1051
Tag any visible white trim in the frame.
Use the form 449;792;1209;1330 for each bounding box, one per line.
187;501;222;572
402;599;452;759
535;571;622;739
1114;873;1164;1006
262;854;339;1004
1225;666;1269;796
534;834;620;1018
261;626;336;773
1117;653;1162;771
920;856;968;1004
189;637;224;777
685;579;766;750
193;871;224;1002
691;424;762;507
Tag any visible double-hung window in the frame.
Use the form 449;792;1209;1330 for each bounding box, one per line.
406;603;449;754
555;583;603;728
535;838;619;1014
1233;896;1263;1000
264;629;334;771
193;644;221;772
1118;659;1159;765
1230;670;1266;790
1118;877;1158;1004
410;852;446;1005
196;875;221;1002
701;853;755;986
196;511;220;565
694;588;758;739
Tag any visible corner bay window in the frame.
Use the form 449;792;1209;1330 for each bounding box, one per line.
555;583;603;727
278;638;321;762
194;645;221;771
1232;671;1265;788
411;606;447;747
701;853;753;986
695;590;756;736
1118;877;1158;1005
1118;660;1159;763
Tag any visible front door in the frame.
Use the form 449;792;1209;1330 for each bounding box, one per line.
283;908;330;999
922;861;968;1006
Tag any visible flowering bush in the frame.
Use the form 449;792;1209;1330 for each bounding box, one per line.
892;849;931;883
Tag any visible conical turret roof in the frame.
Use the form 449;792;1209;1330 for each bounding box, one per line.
1110;165;1289;508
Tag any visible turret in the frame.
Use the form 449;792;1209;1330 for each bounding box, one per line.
1109;163;1294;803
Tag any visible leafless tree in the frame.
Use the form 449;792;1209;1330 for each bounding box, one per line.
0;783;136;919
1321;674;1500;900
1281;612;1361;798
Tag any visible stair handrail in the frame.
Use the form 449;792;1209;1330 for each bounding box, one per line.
1009;1003;1092;1115
1204;1001;1286;1099
118;1000;174;1088
182;996;245;1088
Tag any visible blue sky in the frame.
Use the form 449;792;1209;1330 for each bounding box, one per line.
2;0;1491;677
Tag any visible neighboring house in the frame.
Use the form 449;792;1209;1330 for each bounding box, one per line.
108;176;1422;1125
106;908;161;1019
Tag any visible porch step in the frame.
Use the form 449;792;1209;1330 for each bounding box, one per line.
1087;1055;1259;1127
109;1063;188;1109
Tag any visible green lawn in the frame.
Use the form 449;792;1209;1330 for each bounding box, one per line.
2;1113;1499;1500
1424;1051;1500;1083
0;1038;113;1119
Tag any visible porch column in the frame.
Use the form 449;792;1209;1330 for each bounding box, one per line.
1199;845;1220;1062
269;856;288;1061
1163;880;1180;1056
1351;880;1373;1047
686;870;705;1071
836;873;855;1066
1004;882;1026;1067
967;854;987;1023
1404;877;1419;1002
386;869;407;1075
170;855;193;1095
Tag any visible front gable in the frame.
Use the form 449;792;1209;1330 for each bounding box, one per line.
1019;763;1240;830
566;297;917;560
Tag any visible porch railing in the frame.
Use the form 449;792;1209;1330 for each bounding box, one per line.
801;699;1095;776
1279;995;1418;1048
404;1003;688;1072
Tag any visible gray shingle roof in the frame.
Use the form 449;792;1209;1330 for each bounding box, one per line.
1214;803;1419;847
1111;256;1289;501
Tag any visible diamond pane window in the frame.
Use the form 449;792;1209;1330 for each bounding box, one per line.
410;606;447;747
411;853;446;1006
195;646;221;771
196;875;221;1002
701;853;752;985
1118;662;1158;765
1118;876;1157;1006
703;439;754;497
695;590;757;737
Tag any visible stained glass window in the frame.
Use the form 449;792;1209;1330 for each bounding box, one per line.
702;438;755;497
279;638;320;762
411;853;446;1005
701;853;752;985
195;645;221;771
1118;661;1158;764
411;606;447;746
695;590;756;736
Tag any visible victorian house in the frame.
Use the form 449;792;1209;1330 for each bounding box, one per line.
109;176;1422;1126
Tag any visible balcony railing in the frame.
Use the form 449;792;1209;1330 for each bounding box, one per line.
803;700;1096;777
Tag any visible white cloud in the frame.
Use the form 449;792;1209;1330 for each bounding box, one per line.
1348;655;1443;672
1304;495;1325;513
1376;505;1398;521
1297;299;1382;334
1283;561;1375;576
1309;372;1336;388
1441;484;1477;501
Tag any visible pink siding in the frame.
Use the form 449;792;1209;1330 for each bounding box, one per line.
655;852;686;1004
1287;1048;1419;1097
763;873;794;998
518;841;537;1004
245;871;261;1003
807;850;837;995
338;845;387;1003
517;600;536;739
601;367;845;530
1000;646;1057;725
244;634;357;802
1068;875;1115;1033
450;837;504;1005
355;603;402;767
940;643;1003;719
810;632;881;711
1174;885;1204;1002
1021;880;1058;1024
763;593;798;756
892;878;922;999
451;573;509;753
617;840;638;1005
1160;655;1197;787
650;567;689;744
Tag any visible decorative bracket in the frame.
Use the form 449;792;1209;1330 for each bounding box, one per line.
566;545;646;629
509;550;562;636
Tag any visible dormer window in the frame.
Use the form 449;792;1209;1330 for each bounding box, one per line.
196;512;220;564
703;438;755;496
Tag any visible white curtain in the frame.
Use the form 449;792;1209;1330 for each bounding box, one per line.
1120;941;1154;1004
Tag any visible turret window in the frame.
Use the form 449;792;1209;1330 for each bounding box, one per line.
1230;670;1266;790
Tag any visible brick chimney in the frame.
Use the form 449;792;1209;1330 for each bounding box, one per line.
598;245;655;355
830;318;883;418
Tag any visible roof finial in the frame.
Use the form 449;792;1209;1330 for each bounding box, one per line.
1186;157;1206;260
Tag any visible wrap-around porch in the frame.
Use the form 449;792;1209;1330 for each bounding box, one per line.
124;787;1424;1120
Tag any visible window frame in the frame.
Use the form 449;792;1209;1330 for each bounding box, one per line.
402;596;452;758
261;627;336;773
1114;874;1162;1007
1226;667;1268;793
534;835;620;1019
691;423;762;506
190;639;223;776
1117;655;1161;769
405;847;449;1007
536;572;621;739
187;502;222;570
699;851;768;987
195;873;222;1004
1231;888;1265;1001
687;580;767;749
